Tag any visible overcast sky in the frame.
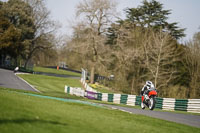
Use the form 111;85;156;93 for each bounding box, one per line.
46;0;200;42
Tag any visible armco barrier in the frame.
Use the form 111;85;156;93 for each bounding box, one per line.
97;93;102;101
187;99;200;113
120;94;128;104
127;95;136;106
162;98;176;111
65;83;200;113
175;99;188;111
108;94;114;102
64;86;84;97
113;94;121;104
136;96;142;105
85;90;97;100
102;93;108;102
155;97;163;109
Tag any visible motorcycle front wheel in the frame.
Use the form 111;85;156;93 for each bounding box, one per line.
149;96;156;110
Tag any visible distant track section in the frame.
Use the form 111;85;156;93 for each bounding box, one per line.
0;68;37;92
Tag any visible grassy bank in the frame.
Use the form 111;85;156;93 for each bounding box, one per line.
34;66;121;94
33;66;81;77
18;74;82;98
0;88;199;133
89;83;123;93
18;74;200;116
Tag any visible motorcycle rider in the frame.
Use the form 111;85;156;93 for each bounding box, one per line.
141;81;155;109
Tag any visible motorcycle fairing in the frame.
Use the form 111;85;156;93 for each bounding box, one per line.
148;90;157;96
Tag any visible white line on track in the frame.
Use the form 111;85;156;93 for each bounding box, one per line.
15;73;41;93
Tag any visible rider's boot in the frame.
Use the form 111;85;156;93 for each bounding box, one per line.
141;102;145;109
145;94;149;101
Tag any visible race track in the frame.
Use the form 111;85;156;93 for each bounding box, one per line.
101;104;200;128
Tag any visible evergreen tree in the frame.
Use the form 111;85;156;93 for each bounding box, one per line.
0;0;35;65
125;0;185;39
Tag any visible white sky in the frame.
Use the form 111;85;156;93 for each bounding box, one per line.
46;0;200;42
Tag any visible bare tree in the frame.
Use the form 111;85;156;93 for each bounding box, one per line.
184;32;200;98
143;29;179;91
109;22;145;94
23;0;59;68
65;22;111;75
75;0;117;83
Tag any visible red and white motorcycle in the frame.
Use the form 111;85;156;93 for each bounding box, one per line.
141;88;157;110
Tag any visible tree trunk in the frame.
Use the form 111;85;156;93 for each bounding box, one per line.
24;59;29;69
90;65;95;84
131;77;135;95
24;55;31;69
14;58;18;67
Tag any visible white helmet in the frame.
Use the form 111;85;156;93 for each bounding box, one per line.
146;81;154;89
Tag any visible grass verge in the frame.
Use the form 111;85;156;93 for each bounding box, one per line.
0;88;199;133
89;83;123;93
17;74;82;99
33;66;81;77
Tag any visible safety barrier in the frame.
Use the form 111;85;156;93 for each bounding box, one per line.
162;98;176;111
85;90;97;99
69;86;200;113
127;95;136;106
187;99;200;113
64;86;85;97
113;94;121;104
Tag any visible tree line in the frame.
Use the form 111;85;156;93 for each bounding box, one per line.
62;0;200;99
0;0;58;68
0;0;199;99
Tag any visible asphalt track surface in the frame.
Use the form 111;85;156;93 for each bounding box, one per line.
0;68;199;128
0;68;37;92
100;104;200;128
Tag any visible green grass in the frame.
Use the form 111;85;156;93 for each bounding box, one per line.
18;74;200;116
0;88;199;133
33;66;81;77
94;87;118;93
17;74;82;98
89;83;123;94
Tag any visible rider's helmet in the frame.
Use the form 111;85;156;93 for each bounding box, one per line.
146;81;155;90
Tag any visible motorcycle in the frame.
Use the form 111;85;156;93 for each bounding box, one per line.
141;88;157;110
